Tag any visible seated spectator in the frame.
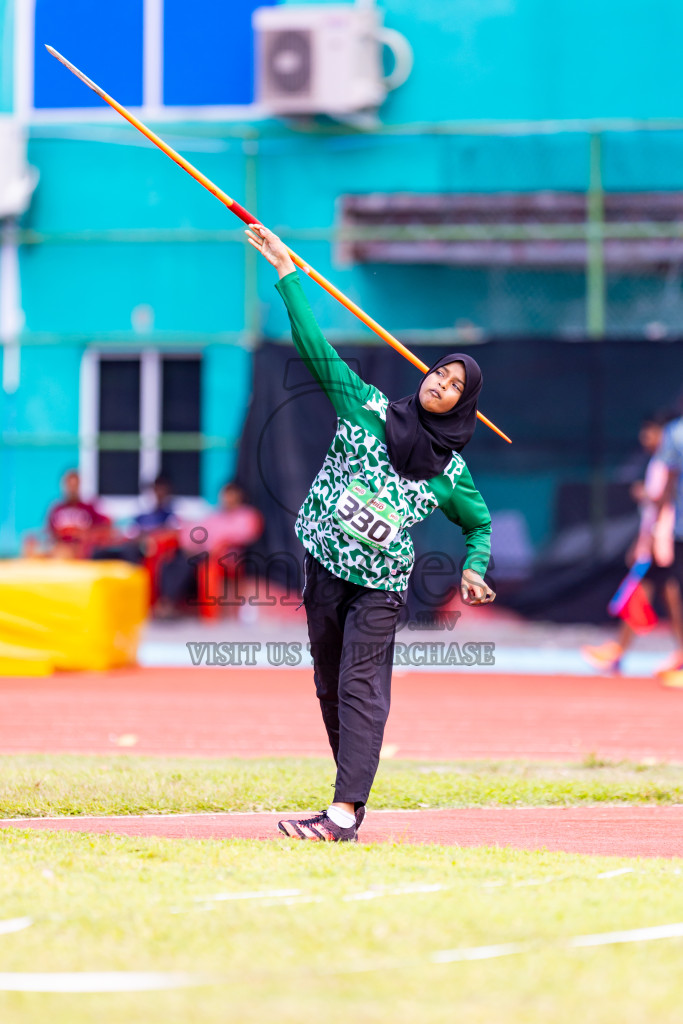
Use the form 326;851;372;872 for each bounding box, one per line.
132;474;177;534
156;482;263;618
32;469;111;558
92;474;178;571
178;481;262;554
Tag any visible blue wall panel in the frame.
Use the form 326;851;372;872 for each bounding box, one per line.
34;0;143;108
163;0;276;106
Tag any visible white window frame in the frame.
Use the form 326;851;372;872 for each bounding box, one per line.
16;0;269;123
79;346;208;522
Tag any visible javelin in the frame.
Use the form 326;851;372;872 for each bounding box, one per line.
46;45;511;444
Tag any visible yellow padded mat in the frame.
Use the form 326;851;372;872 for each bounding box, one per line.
0;560;149;674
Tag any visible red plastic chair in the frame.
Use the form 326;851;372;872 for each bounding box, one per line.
196;543;245;621
141;529;180;607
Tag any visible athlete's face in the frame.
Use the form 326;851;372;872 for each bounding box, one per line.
419;361;466;413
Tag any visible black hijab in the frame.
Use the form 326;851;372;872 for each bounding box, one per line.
385;353;483;481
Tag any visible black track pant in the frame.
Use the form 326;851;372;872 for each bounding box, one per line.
303;552;407;806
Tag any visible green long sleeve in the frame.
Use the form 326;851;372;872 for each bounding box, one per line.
275;271;371;415
439;466;492;577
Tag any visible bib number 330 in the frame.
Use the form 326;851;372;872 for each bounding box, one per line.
334;478;402;549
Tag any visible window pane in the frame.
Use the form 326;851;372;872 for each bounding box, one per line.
98;359;140;496
162;357;200;432
34;0;143;109
160;451;199;497
163;0;276;106
99;360;140;431
99;451;140;496
161;356;201;496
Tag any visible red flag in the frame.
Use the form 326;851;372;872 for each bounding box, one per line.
619;583;658;633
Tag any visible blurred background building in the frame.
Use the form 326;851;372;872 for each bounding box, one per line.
2;0;683;621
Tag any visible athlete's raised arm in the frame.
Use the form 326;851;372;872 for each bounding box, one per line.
246;225;371;415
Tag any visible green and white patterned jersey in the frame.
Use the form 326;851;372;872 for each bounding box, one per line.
276;272;492;592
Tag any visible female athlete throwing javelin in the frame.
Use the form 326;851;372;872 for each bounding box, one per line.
248;225;495;842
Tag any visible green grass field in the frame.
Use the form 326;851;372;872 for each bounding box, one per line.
2;754;683;817
2;754;683;1023
1;829;683;1024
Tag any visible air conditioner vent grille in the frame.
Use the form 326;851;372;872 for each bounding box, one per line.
263;29;312;98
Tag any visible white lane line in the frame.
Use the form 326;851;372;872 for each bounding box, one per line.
512;877;563;888
0;972;205;992
568;922;683;947
175;890;321;912
0;917;32;936
344;883;446;902
3;921;679;989
193;889;301;903
190;884;446;908
482;869;631;890
190;868;635;911
193;883;447;909
432;942;531;964
260;896;322;907
433;921;683;965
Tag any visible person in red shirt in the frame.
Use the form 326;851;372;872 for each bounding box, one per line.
47;470;111;554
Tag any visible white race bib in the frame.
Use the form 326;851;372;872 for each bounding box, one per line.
334;478;402;549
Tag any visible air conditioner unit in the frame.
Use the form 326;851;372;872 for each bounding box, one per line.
0;118;38;220
252;4;412;115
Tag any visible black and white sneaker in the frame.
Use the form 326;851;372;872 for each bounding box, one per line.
278;810;357;842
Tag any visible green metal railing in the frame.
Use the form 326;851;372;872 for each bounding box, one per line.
13;116;683;347
0;432;235;449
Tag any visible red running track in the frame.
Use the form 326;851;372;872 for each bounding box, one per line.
2;806;683;858
0;667;682;762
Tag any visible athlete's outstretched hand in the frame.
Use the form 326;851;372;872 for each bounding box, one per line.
246;224;296;279
460;568;496;606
